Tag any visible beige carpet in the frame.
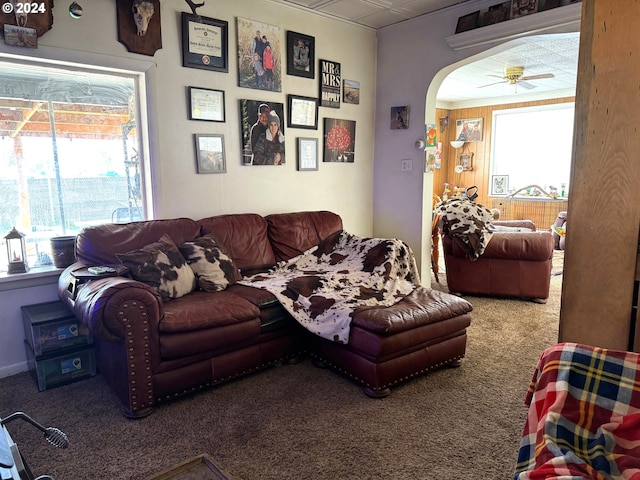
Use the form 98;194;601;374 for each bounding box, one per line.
0;256;563;479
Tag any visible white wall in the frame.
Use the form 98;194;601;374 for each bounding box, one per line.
0;0;377;375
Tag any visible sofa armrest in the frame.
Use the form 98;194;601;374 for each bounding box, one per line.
492;220;536;231
57;262;163;343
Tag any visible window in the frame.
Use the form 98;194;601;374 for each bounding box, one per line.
490;103;574;197
0;58;149;272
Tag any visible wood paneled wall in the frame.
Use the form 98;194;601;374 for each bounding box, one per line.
433;97;574;227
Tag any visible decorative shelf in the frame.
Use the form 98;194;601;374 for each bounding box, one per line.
446;2;582;51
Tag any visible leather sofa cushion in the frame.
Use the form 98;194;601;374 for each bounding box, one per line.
445;232;554;261
76;217;201;266
160;290;259;333
226;284;279;308
198;213;276;272
351;287;472;335
265;211;343;262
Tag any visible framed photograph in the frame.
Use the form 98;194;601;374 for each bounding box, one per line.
297;137;318;171
188;87;225;122
491;175;509;195
390;106;409;129
343;79;360;104
3;24;37;48
239;99;285;165
455;11;480;33
482;2;511;26
323;118;356;163
510;0;538;18
455;118;483;142
237;17;282;92
287;95;318;130
195;134;226;174
460;152;474;171
286;31;314;79
181;13;228;72
319;59;341;108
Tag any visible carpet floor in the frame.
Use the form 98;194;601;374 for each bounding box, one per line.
0;251;564;479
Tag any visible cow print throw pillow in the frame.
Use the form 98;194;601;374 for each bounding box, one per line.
179;234;241;292
116;234;196;301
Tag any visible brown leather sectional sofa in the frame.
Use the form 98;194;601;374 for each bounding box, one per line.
57;211;472;418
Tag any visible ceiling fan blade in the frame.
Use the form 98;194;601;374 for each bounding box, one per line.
518;81;537;90
478;80;507;88
487;74;505;79
520;73;555;81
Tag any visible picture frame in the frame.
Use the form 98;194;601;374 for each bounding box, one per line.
455;118;483;142
455;11;480;34
343;79;360;104
297;137;319;171
194;134;226;174
460;152;474;171
237;18;282;92
481;2;511;26
188;87;225;122
319;59;341;108
239;99;286;165
390;106;409;129
181;13;229;72
491;175;509;195
286;31;315;79
510;0;538;18
287;95;318;130
323;118;356;163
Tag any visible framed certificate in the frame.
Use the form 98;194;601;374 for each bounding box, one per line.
287;94;318;130
181;13;228;72
188;87;225;122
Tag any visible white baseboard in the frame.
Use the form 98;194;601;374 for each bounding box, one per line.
0;362;28;379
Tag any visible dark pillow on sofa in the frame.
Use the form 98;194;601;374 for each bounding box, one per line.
116;234;196;301
179;234;242;291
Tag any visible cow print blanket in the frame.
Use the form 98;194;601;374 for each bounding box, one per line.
435;197;494;260
238;230;420;344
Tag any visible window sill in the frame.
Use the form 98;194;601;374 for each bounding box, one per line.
0;266;63;292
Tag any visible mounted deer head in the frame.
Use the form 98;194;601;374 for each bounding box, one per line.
131;0;154;36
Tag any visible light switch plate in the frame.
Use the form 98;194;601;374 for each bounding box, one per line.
401;159;412;171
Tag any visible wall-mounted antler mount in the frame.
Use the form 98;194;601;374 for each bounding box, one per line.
185;0;205;16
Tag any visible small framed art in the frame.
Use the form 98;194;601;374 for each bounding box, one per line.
297;137;318;171
188;87;225;122
195;134;226;174
287;95;318;130
390;106;409;129
455;11;480;33
319;59;341;108
286;31;314;79
181;13;229;72
491;175;509;195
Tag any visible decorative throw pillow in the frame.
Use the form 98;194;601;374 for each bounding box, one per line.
116;234;196;301
179;234;242;292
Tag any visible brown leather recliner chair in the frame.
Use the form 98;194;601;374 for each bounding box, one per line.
442;220;555;303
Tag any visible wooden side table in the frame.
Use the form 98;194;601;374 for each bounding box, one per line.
145;454;235;480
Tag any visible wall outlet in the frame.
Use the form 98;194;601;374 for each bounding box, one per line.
401;159;412;172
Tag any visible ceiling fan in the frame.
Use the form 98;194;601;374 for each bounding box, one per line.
478;66;555;90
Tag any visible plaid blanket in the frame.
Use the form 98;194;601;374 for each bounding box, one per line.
514;342;640;480
239;230;420;344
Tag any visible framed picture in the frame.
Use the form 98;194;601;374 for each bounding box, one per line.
460;152;474;171
323;118;356;163
297;137;318;171
239;99;285;165
181;13;228;72
319;59;341;108
510;0;538;18
188;87;225;122
287;95;318;129
482;2;511;26
286;31;314;79
491;175;509;195
343;79;360;104
237;17;282;92
195;134;226;174
455;118;483;142
390;106;409;129
455;11;480;33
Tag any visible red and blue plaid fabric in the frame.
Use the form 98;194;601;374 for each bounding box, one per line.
514;342;640;480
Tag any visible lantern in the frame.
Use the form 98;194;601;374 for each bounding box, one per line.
4;227;28;274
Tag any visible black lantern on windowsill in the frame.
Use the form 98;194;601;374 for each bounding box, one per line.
4;227;28;274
